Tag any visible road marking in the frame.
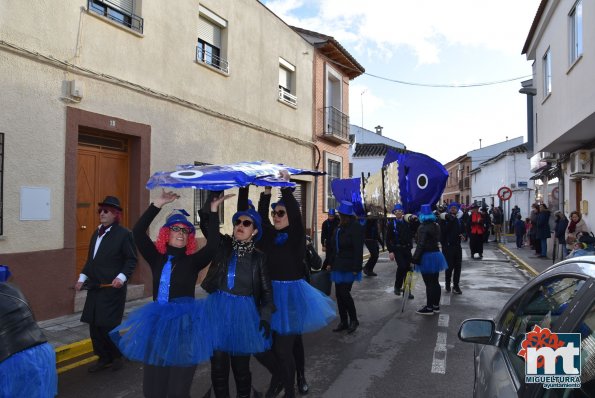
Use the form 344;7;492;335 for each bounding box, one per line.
431;332;448;374
440;295;451;306
438;314;449;327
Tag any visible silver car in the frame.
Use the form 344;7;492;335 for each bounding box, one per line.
458;257;595;397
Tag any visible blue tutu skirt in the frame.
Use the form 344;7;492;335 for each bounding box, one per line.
415;251;448;274
110;297;213;367
270;279;336;335
330;271;363;284
0;342;57;398
204;291;272;355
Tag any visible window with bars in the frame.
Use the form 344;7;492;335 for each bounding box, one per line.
0;133;3;235
278;58;297;106
197;7;229;73
326;158;341;211
88;0;143;33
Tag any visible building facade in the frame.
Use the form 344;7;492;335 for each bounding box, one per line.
0;0;316;319
441;155;472;206
522;0;594;229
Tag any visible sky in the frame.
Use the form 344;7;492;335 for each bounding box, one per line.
261;0;542;164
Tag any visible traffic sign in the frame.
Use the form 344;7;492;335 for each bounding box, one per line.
498;186;513;201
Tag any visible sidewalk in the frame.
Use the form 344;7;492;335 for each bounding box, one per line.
497;234;559;276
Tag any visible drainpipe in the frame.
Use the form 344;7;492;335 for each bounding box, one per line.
312;144;322;251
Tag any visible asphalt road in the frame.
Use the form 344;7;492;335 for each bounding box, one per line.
57;246;529;397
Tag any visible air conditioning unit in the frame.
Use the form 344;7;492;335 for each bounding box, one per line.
569;150;594;178
540;151;559;162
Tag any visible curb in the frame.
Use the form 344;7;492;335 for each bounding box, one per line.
498;243;539;277
55;339;96;374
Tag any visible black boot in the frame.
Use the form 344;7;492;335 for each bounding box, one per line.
346;319;359;334
332;322;348;332
265;376;283;398
296;371;309;395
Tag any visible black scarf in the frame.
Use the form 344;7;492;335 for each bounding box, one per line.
232;238;255;257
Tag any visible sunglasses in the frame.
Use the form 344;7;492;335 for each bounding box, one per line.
271;210;286;218
234;219;254;227
170;226;191;234
97;207;114;214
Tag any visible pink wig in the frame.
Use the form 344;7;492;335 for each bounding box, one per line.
155;226;197;255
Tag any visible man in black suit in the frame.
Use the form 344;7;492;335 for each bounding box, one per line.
75;196;137;373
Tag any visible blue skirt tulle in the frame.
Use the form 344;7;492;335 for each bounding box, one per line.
270;279;336;335
110;297;213;367
0;342;57;398
415;251;449;274
330;271;363;284
204;291;271;355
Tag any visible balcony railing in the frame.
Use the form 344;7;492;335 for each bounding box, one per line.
323;106;350;143
278;87;297;107
88;0;143;33
196;47;229;74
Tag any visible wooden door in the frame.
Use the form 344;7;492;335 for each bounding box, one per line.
76;147;129;275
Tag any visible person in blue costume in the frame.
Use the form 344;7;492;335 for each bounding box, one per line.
412;204;448;315
110;189;223;398
0;266;58;398
255;170;336;398
198;192;275;398
326;200;364;334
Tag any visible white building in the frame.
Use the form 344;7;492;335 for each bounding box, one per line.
470;144;535;222
467;137;524;171
521;0;595;229
349;125;406;178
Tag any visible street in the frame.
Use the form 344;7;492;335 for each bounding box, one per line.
57;246;528;397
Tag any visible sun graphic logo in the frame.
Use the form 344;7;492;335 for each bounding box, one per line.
517;325;581;389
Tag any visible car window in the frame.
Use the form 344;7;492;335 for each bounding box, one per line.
538;299;595;397
501;277;586;381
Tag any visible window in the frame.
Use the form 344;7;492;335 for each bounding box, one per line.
569;0;583;65
0;133;3;235
325;153;342;211
192;162;224;226
278;58;297;106
88;0;143;33
543;48;552;97
500;276;586;381
197;6;228;73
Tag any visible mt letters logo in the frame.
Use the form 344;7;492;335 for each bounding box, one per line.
517;325;581;389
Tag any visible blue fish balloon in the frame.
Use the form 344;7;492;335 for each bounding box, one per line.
331;149;448;216
146;161;325;191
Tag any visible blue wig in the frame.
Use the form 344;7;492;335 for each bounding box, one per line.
419;213;437;223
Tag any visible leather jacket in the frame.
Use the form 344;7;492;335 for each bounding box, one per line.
412;221;441;263
0;283;47;363
201;236;275;323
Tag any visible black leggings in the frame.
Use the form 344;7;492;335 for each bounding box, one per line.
421;272;441;307
143;364;197;398
335;282;357;324
210;351;251;398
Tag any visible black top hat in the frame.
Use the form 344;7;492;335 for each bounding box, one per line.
98;196;122;211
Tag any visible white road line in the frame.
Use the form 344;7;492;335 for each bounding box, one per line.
431;332;448;374
438;313;449;327
440;295;451;306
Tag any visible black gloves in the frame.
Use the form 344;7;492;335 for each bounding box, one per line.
259;320;271;339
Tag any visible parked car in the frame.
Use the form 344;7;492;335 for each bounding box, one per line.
458;256;595;397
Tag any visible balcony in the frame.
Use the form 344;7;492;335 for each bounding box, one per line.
278;87;297;107
196;47;229;74
88;0;143;33
323;106;350;143
457;177;470;190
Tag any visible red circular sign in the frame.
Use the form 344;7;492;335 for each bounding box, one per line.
498;186;513;201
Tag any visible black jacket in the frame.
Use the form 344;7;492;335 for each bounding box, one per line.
386;218;413;253
327;219;364;273
0;283;47;363
412;221;441;264
440;214;465;248
80;223;137;327
321;218;339;248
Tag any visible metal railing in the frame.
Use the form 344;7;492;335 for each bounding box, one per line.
88;0;143;33
323;106;350;141
196;47;229;74
278;87;297;106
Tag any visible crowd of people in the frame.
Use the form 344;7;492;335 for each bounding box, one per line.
3;179;593;397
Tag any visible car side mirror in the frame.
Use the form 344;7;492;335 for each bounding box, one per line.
458;319;495;345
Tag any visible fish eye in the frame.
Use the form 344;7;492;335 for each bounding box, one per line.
417;174;428;189
170;170;204;179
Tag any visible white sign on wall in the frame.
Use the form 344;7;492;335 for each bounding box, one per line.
20;187;51;220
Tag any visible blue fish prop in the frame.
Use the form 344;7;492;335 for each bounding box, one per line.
331;149;448;216
146;161;325;191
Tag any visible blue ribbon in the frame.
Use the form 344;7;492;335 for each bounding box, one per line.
157;255;174;303
227;252;238;290
275;232;289;246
